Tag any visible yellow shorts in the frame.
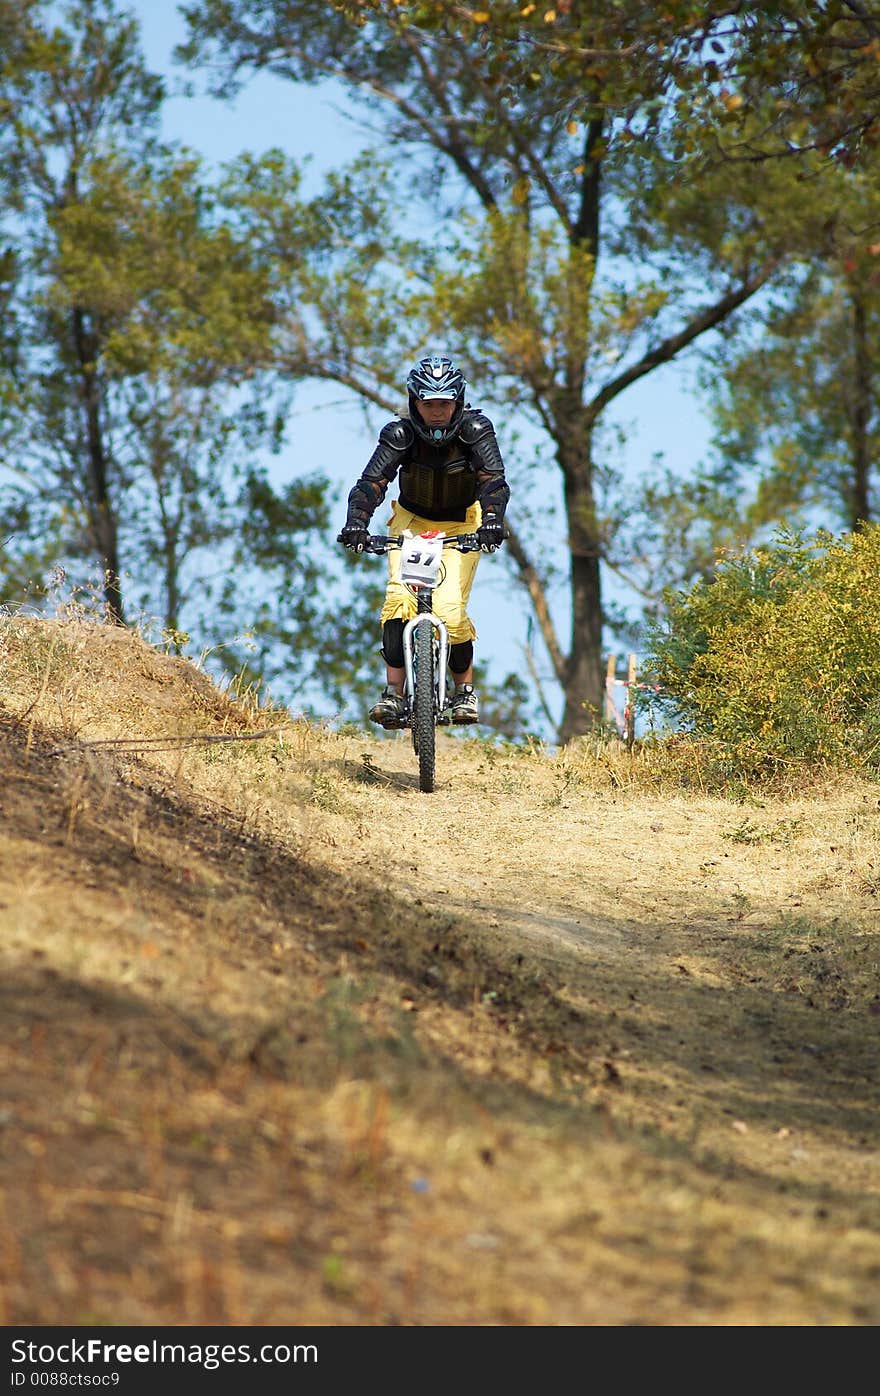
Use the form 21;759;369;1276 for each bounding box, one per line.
379;500;482;644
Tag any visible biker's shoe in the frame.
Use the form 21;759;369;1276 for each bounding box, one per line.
369;686;408;729
450;683;479;724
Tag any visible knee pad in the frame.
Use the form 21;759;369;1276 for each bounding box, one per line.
450;640;473;675
381;619;405;668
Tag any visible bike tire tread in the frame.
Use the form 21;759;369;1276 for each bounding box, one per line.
414;621;436;794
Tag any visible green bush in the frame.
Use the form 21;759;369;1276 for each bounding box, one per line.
644;525;880;774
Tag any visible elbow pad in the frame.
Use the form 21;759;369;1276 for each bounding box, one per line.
346;418;413;523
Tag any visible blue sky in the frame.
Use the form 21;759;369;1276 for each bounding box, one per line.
134;0;713;725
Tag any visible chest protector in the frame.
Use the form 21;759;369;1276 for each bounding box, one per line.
397;438;477;521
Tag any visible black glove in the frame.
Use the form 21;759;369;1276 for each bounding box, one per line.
476;521;504;553
338;523;370;552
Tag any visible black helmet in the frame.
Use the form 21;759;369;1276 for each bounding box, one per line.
406;354;466;443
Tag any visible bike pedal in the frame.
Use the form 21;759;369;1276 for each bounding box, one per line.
437;712;452;726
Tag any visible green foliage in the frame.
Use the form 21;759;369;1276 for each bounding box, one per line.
423;2;880;167
472;666;541;741
646;524;880;772
0;0;394;720
178;0;799;742
658;143;880;581
723;817;803;847
47;153;280;379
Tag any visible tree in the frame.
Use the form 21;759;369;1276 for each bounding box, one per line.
697;155;880;536
613;141;880;612
668;1;880;166
0;0;171;620
431;2;880;167
41;147;308;635
179;0;789;740
0;0;335;710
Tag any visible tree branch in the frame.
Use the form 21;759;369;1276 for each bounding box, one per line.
453;54;573;231
600;550;663;602
587;256;781;420
277;350;400;416
503;520;568;685
521;638;558;735
220;24;502;213
393;14;500;211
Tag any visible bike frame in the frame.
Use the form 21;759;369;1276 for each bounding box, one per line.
352;529;484;791
362;530;479;724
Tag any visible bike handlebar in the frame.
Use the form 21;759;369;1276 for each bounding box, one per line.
366;533;481;555
340;532;484;555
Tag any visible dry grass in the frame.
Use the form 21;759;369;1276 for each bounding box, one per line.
1;615;879;1325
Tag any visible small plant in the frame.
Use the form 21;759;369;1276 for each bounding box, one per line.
311;772;342;811
645;524;880;776
336;720;371;738
321;1253;350;1297
543;761;582;807
161;626;191;655
723;817;803;846
349;752;387;786
499;767;527;795
730;890;751;920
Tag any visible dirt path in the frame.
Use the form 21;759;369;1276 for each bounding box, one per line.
1;620;879;1325
304;732;880;1322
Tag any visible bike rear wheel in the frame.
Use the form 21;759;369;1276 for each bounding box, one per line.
412;620;436;793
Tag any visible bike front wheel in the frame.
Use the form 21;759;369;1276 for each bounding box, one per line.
412;621;436;793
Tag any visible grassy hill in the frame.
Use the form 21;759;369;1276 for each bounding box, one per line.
1;614;879;1325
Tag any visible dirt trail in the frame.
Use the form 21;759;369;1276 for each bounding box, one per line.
1;618;879;1325
313;734;880;1316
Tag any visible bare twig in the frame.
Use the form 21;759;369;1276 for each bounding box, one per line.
503;522;568;685
47;725;290;757
521;639;558;735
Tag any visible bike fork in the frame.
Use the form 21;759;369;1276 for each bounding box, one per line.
402;613;449;715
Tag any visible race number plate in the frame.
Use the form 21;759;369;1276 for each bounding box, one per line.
399;531;444;587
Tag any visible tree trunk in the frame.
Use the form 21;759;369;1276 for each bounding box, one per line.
558;458;605;743
164;544;180;639
71;307;124;623
850;283;872;526
163;519;184;644
557;115;605;743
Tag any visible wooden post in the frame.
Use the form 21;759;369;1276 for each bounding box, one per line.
625;653;637;749
604;653;616;727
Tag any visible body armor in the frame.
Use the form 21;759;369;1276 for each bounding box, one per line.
346;409;509;526
398;439;477;519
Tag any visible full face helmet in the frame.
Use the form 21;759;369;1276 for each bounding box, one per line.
406;354;466;443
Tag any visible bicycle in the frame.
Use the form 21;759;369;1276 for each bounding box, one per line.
354;530;483;794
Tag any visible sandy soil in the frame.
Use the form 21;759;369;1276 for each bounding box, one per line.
0;616;878;1325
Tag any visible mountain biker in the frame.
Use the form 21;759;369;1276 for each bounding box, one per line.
338;353;510;728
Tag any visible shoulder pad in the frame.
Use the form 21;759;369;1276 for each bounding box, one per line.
378;418;415;451
457;409;494;445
